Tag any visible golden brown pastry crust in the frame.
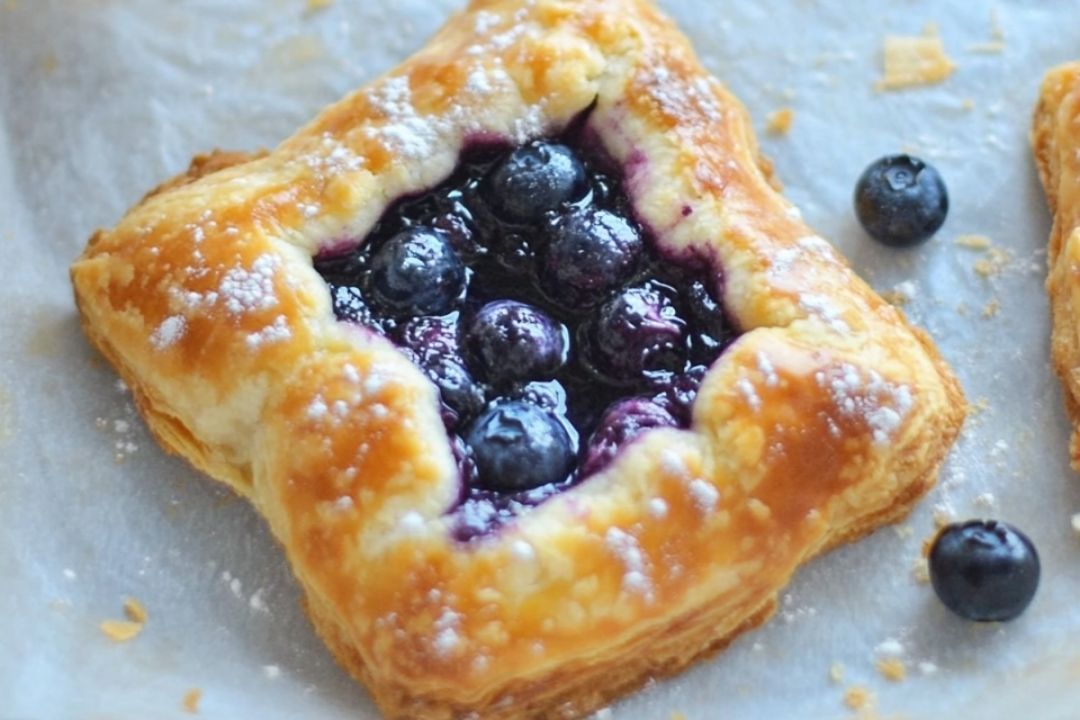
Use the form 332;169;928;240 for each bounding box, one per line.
71;1;965;717
1034;61;1080;470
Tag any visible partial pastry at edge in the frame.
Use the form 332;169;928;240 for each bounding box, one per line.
1034;61;1080;471
71;1;966;718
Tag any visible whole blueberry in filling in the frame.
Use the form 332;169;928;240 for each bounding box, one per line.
541;208;642;308
369;226;467;316
464;300;568;386
466;402;575;492
582;283;689;386
581;398;678;477
484;141;587;223
398;315;485;423
312;131;740;540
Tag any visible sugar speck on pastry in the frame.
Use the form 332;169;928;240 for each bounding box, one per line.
150;315;187;350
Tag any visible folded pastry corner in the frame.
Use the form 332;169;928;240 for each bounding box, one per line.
71;1;965;717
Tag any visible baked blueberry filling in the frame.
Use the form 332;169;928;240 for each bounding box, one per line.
314;131;738;540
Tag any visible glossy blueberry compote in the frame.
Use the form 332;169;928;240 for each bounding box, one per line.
314;132;738;540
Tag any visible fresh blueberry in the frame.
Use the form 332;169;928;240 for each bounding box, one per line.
581;283;689;385
399;316;485;423
854;154;948;247
484;141;586;223
464;300;568;386
465;401;575;492
541;209;643;307
369;226;467;316
929;520;1040;622
581;398;677;477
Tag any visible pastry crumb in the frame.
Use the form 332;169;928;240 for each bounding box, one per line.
981;299;1000;318
974;248;1011;278
124;597;148;624
877;26;955;91
955;233;992;250
876;658;907;682
960;98;975;111
844;686;875;711
1071;513;1080;538
670;713;687;720
932;503;955;528
182;688;202;714
100;596;148;642
829;661;845;683
882;280;917;307
305;0;333;11
912;557;930;584
766;108;795;135
100;619;143;642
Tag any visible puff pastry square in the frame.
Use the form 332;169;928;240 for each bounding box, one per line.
1034;61;1080;470
71;1;965;717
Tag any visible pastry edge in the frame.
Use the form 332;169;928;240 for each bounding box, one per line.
1033;61;1080;471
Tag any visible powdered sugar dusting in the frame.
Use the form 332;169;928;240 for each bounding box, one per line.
757;352;779;387
816;364;914;444
150;315;186;349
799;293;851;334
366;76;448;160
220;254;280;315
640;63;722;123
432;608;463;657
688;479;720;512
473;10;501;34
246;315;291;349
604;527;652;599
736;377;762;410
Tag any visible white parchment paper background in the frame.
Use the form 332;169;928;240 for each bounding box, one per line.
2;1;1080;718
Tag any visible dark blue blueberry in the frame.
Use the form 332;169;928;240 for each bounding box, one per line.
369;226;466;316
399;316;485;424
685;279;731;363
581;398;677;477
541;209;643;308
484;141;586;223
854;155;948;247
929;520;1040;622
465;401;574;492
581;283;688;385
464;300;568;386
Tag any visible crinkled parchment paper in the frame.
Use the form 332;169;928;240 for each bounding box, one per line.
3;1;1080;718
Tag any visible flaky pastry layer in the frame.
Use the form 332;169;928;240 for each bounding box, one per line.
1034;61;1080;471
71;1;965;717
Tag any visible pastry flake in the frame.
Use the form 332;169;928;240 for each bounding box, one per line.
877;27;956;91
71;1;965;717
